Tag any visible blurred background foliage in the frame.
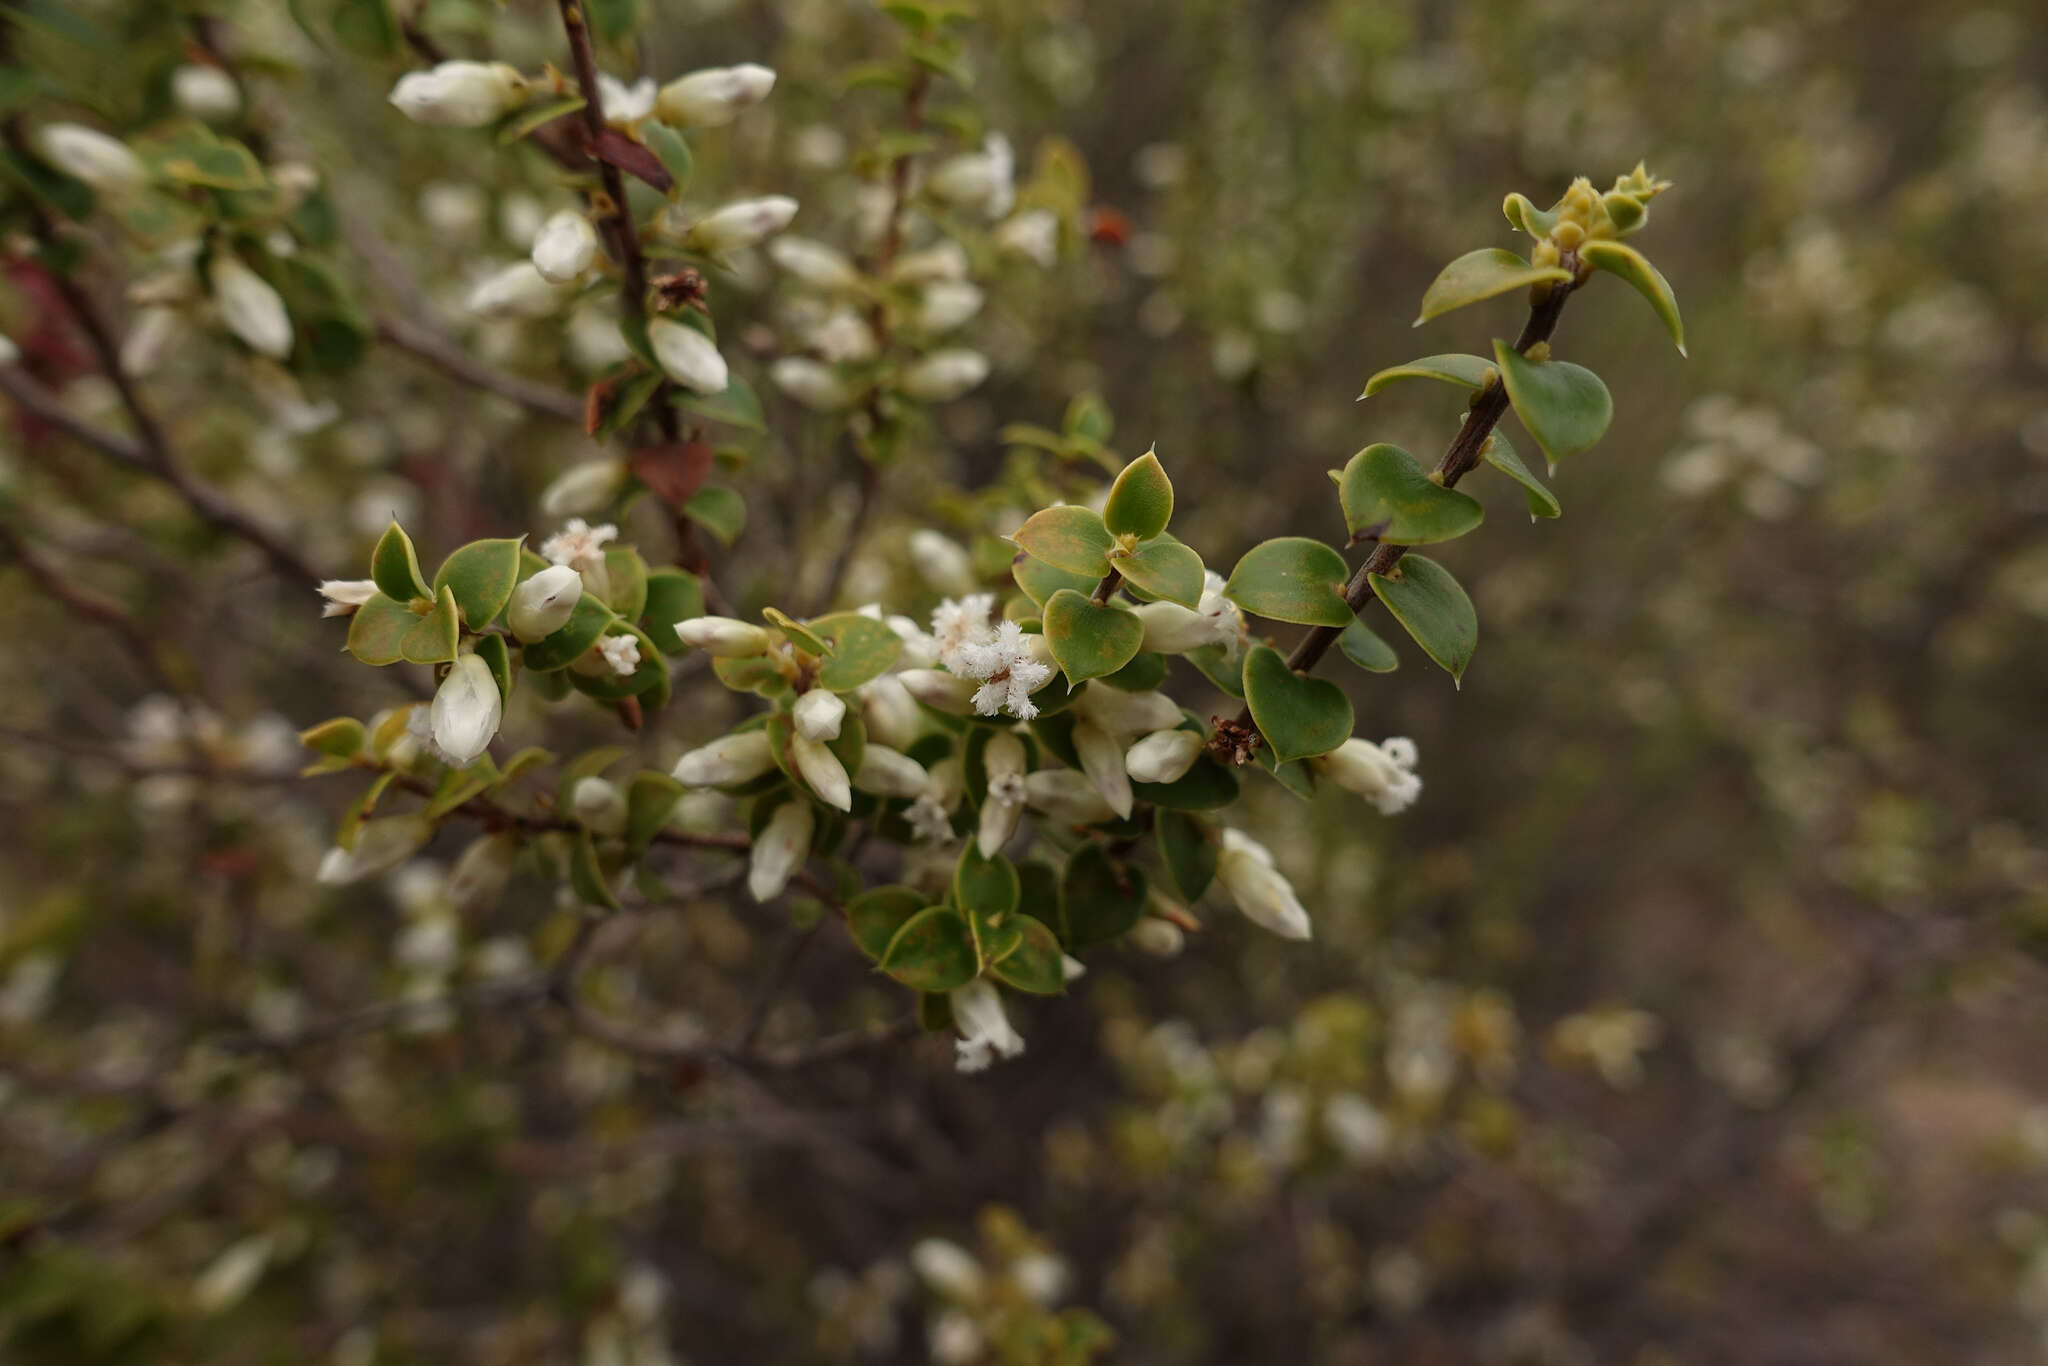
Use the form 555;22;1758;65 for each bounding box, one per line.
3;0;2048;1362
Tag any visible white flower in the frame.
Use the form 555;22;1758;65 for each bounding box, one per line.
530;210;599;282
891;239;970;284
673;730;778;786
932;594;997;664
656;63;776;127
192;1234;272;1315
1322;1093;1393;1165
673;615;773;657
597;73;656;126
508;564;583;641
994;208;1060;268
1130;917;1186;957
952;621;1054;721
1216;828;1311;940
978;730;1027;857
916;280;984;333
791;730;852;811
430;654;502;767
420;182;486;237
951;979;1025;1072
769;356;857;411
34;123;144;191
767;236;862;292
1072;719;1133;819
316;815;430;886
1011;1252;1069;1306
852;744;928;798
928;133;1015;219
912;1239;986;1299
317;578;379;618
1130;570;1242;654
466;261;574;318
909;531;977;595
539;458;629;518
446;833;518;914
499;192;545;248
1312;737;1422;815
597;633;641;677
857;673;923;749
648;317;728;394
899;348;990;403
793;688;846;741
0;333;17;366
1125;728;1204;785
905;793;956;843
172;65;241;121
805;309;877;363
570;776;628;835
896;668;980;716
1074;686;1189;739
120;306;180;377
1022;768;1117;825
749;800;813;902
690;195;798;252
209;253;292;359
540;517;617;569
930;1310;984;1365
388;61;528;127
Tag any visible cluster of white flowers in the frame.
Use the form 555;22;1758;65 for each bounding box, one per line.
1312;735;1422;816
924;595;1055;720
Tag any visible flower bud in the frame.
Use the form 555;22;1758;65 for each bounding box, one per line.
890;239;970;285
388;61;528;127
1216;828;1311;940
852;744;928;799
507;564;584;642
674;616;773;657
767;236;862;292
1311;737;1422;816
1125;728;1204;785
857;674;923;750
317;578;380;619
1074;685;1182;738
689;195;798;253
949;979;1025;1072
790;731;851;811
430;654;502;768
912;1239;986;1299
748;800;813;902
446;832;519;914
172;64;241;121
539;459;629;519
467;261;574;318
1072;719;1133;820
569;776;628;836
655;63;776;128
34;123;144;191
927;134;1014;219
209;252;293;360
1022;768;1117;825
915;281;984;334
648;317;728;394
897;669;979;716
120;306;180;377
530;210;599;283
1130;916;1186;957
1131;600;1211;654
673;730;777;787
908;530;976;595
994;208;1059;268
316;815;431;886
769;356;857;411
793;688;845;742
899;349;989;403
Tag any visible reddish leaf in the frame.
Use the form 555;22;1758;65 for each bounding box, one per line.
631;441;716;508
593;129;673;193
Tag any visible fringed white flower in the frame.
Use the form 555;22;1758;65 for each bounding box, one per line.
950;979;1025;1072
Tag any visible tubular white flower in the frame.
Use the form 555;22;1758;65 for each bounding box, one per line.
890;239;971;285
994;208;1060;268
805;309;877;363
648;317;729;394
916;280;984;333
1131;600;1210;655
430;654;502;768
928;133;1015;219
466;261;574;318
852;744;928;799
597;634;641;677
1074;685;1182;738
539;459;629;519
172;64;240;121
570;776;628;835
1312;737;1422;816
769;356;857;411
1125;728;1205;785
908;529;977;595
790;731;852;811
899;348;990;403
911;1238;986;1299
978;730;1027;858
904;793;956;844
1217;828;1311;940
530;210;599;283
388;61;527;127
950;979;1025;1072
1022;768;1117;825
673;616;772;657
857;674;923;750
446;833;518;914
793;688;846;742
1130;916;1186;957
317;578;379;618
689;195;798;253
507;564;584;642
673;730;777;787
316;816;430;886
748;800;813;902
768;236;862;293
655;63;776;128
1073;719;1134;820
897;668;980;716
34;123;144;191
209;253;292;359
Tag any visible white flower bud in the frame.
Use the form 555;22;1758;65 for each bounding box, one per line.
466;261;574;318
949;979;1025;1072
315;815;430;886
748;800;813;902
793;688;846;742
673;729;777;787
857;674;923;750
208;252;292;360
530;210;599;283
1022;768;1117;825
1074;686;1182;738
120;306;180;377
1217;828;1311;940
907;529;977;595
34;123;144;191
1131;600;1211;655
899;349;989;403
655;63;776;128
766;236;862;292
978;730;1027;858
925;756;966;809
569;776;628;835
890;239;970;284
172;64;241;121
994;208;1060;268
674;616;773;657
1125;728;1204;785
1130;916;1186;957
1072;719;1133;819
852;744;928;799
689;195;798;253
446;833;518;914
805;309;877;363
928;134;1014;219
1312;737;1422;816
648;317;729;394
499;192;545;248
1322;1093;1393;1165
769;356;857;411
539;459;629;519
388;61;528;127
790;730;851;811
0;334;16;366
430;654;502;768
507;564;584;642
897;669;979;716
911;1238;986;1299
317;578;380;618
916;280;984;334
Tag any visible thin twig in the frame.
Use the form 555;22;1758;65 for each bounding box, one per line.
375;315;583;423
0;521;175;689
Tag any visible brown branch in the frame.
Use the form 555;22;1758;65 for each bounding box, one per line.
1091;567;1123;605
374;315;583;423
0;362;149;467
0;520;175;689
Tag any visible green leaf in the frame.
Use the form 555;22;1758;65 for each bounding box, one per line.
299;716;364;758
521;596;616;671
597;369;662;437
331;0;401;55
1012;554;1096;609
848;886;926;961
1155;810;1216;901
1114;534;1203;609
153;130;265;191
1580;239;1685;356
432;538;523;628
371;521;429;602
569;828;620;910
1223;538;1353;627
1060;844;1147;950
683;486;745;545
1370;554;1476;681
674;375;766;432
1492;340;1613;467
809;612;904;691
955;844;1021;920
1415;248;1571;326
496;747;552;785
1242;644;1353;763
640;568;705;652
1337;619;1399;673
1185;643;1245;698
1361;352;1495;399
990;916;1066;995
585;0;638;41
1011;505;1114;577
557;746;628;811
1102;448;1173;540
473;633;514;704
345;593;414;666
1336;443;1485;547
497;95;587;145
1131;753;1239;811
1481;429;1560;519
641;122;693;191
625;771;684;853
603;545;649;620
1502;191;1562;239
1042;590;1143;685
1101;651;1167;692
1254;745;1317;800
399;586;460;665
757;608;826;658
879;906;979;992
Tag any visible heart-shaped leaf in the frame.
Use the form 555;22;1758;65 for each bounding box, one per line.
1011;505;1114;577
603;545;649;620
1155;810;1217;901
955;844;1021;921
1060;843;1148;949
1101;651;1167;692
371;520;429;602
1338;619;1399;673
1114;533;1203;608
473;633;514;704
1337;443;1485;546
1580;239;1685;356
1493;339;1612;467
640;568;705;652
1370;554;1476;681
1242;644;1353;763
1042;589;1143;684
1012;554;1097;608
520;596;616;671
1416;248;1571;326
1102;447;1173;540
433;537;522;628
879;905;978;992
399;585;460;665
623;770;684;853
345;592;413;666
990;916;1066;995
1223;537;1353;627
1481;429;1560;519
847;885;926;962
1361;352;1495;399
683;486;745;545
808;612;904;692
